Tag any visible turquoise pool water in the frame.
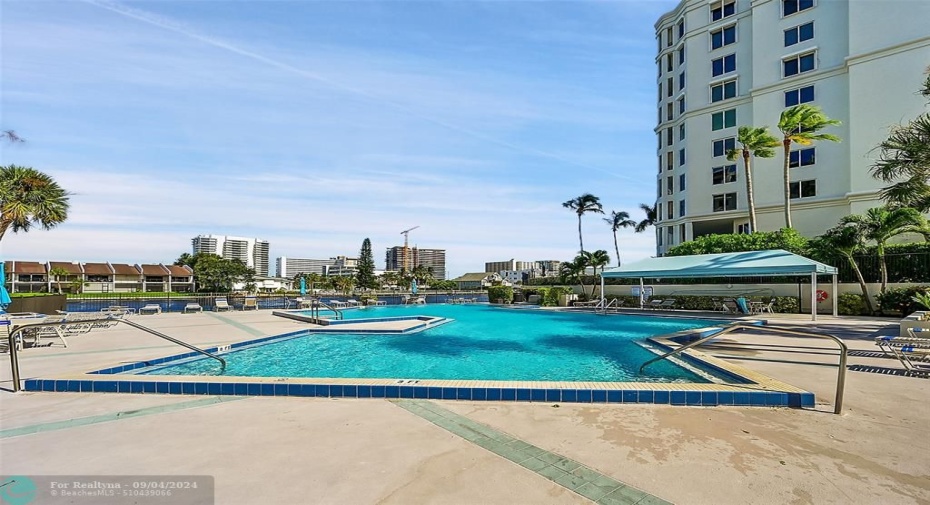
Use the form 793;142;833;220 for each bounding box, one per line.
141;305;725;382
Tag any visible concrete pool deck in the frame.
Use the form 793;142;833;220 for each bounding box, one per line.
1;310;929;504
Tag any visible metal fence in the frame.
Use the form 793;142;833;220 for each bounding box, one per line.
836;252;930;284
64;291;490;313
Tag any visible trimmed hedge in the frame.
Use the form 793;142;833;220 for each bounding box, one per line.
837;293;868;316
606;294;799;313
487;285;514;304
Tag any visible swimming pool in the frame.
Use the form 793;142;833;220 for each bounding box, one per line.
139;305;725;383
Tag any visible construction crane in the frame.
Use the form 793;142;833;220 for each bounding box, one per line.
400;226;420;272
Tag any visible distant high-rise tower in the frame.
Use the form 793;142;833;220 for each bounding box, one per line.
192;235;270;276
385;246;447;280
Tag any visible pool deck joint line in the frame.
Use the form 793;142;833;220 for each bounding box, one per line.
0;396;244;439
206;313;266;337
392;399;671;505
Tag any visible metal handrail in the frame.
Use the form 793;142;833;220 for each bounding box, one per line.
5;316;227;392
306;298;343;321
597;298;619;314
638;323;848;414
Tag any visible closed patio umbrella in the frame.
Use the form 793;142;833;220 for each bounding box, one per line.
299;277;307;296
0;262;11;312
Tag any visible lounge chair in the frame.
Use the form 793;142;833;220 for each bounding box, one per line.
328;299;348;308
243;297;258;311
656;299;677;310
139;304;162;315
721;298;739;314
214;298;231;312
344;299;361;307
646;299;664;310
183;303;203;313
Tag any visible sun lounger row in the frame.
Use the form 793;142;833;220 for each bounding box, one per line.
875;327;930;376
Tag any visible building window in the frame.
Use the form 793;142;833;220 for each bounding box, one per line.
657;180;662;196
789;147;816;167
657;132;662;149
658;202;663;222
711;79;737;102
679;72;685;91
713;192;738;211
679;200;686;217
667;151;674;171
678;20;685;40
784;52;815;77
658;107;662;124
667;226;675;244
784;22;814;46
783;0;814;17
710;0;736;21
713;137;736;157
658;228;663;246
667;77;673;97
658;157;663;174
784;85;815;107
666;54;674;72
712;54;736;76
667;176;674;196
667;27;674;47
711;26;736;50
711;109;736;130
737;223;751;234
679;148;686;166
712;164;738;184
679;124;686;140
678;47;685;65
667;202;674;219
666;127;673;146
790;179;817;198
658;82;663;101
679;223;686;241
678;97;685;114
679;173;686;191
667;103;674;121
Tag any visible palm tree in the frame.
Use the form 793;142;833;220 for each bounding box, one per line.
604;211;636;266
48;266;69;294
559;256;588;300
562;193;604;253
634;203;657;233
810;225;874;314
0;130;24;143
0;165;71;242
589;250;610;298
726;126;779;233
777;105;841;228
841;206;930;294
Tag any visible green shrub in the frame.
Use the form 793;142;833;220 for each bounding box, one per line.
666;228;809;257
487;286;514;304
545;286;573;306
836;293;868;315
877;285;930;315
913;291;930;310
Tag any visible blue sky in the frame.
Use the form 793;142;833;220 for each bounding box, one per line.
1;0;676;277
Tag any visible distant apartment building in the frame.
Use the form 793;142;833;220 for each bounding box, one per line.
3;261;194;293
653;0;930;255
485;259;562;280
385;247;447;280
327;256;358;277
192;235;270;276
276;257;334;278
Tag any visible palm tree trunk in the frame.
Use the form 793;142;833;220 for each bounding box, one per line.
877;243;888;293
577;215;584;253
783;140;793;228
612;231;621;267
0;218;10;242
743;149;757;232
847;256;875;314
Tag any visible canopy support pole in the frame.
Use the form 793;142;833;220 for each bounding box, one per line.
832;274;838;317
811;273;818;321
600;275;605;307
639;278;644;309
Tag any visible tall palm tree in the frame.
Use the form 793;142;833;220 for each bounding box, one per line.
562;193;604;253
810;225;874;314
841;206;930;293
0;130;24;143
634;203;657;233
777;105;841;228
0;165;70;242
726;126;779;233
604;211;636;266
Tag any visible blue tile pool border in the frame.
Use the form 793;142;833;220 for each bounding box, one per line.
25;319;815;409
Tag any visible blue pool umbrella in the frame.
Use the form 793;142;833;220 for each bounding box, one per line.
299;277;306;296
411;279;418;295
0;262;10;312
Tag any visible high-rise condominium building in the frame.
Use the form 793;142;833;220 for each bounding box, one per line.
484;260;537;274
192;235;270;276
654;0;930;255
276;257;334;278
385;247;447;280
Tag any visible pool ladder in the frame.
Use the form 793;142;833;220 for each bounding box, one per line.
5;316;226;393
638;323;848;415
304;298;343;323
